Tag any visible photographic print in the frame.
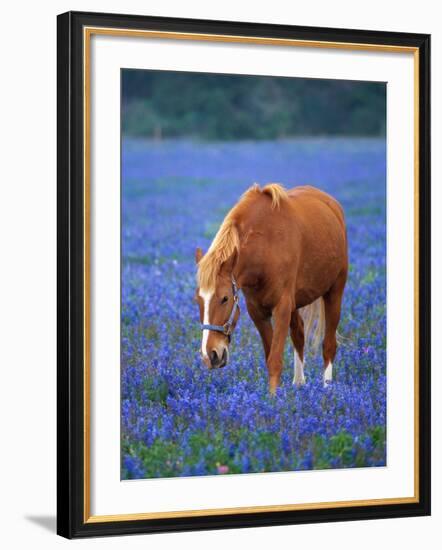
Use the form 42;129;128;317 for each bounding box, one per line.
120;70;387;480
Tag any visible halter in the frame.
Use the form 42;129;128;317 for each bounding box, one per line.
200;279;239;337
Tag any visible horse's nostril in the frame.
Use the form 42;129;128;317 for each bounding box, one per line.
210;350;219;365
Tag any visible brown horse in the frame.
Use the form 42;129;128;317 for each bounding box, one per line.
195;183;348;394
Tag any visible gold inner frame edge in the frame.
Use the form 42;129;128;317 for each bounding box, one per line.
83;26;420;524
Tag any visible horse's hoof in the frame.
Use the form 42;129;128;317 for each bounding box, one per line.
293;377;306;387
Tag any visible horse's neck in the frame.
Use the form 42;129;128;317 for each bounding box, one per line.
231;247;257;290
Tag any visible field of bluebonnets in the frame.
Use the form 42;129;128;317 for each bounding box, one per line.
121;137;386;480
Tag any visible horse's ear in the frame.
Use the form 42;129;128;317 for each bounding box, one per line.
195;247;204;264
220;249;238;274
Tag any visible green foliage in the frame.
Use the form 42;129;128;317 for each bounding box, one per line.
122;70;386;140
309;427;387;470
143;378;169;404
121;426;386;478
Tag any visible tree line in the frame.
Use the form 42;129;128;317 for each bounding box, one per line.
122;69;386;140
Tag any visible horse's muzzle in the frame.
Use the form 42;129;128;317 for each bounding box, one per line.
209;348;228;369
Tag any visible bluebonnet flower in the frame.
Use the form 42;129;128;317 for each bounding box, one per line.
123;455;145;479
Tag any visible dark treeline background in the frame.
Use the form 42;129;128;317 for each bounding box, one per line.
122;69;386;140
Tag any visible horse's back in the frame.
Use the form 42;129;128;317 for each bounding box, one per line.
287;185;345;229
239;184;346;256
286;185;347;255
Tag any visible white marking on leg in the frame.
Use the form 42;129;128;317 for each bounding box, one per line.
323;362;333;387
293;349;305;386
199;289;214;358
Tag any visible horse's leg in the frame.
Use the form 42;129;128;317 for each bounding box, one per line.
267;296;292;394
290;310;305;386
245;301;273;360
322;271;347;387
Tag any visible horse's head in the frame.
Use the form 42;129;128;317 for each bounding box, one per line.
194;247;240;369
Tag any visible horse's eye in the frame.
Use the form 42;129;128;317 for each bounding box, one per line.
221;296;229;304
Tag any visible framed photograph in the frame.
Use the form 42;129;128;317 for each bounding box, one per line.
57;11;431;538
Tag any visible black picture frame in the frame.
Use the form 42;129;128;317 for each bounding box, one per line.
57;10;431;539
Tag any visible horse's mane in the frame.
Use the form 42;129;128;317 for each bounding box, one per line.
249;182;288;210
197;183;288;290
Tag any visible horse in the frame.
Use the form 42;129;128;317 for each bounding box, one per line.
194;183;348;394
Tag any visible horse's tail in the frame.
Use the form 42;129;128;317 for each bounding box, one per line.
299;297;325;353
